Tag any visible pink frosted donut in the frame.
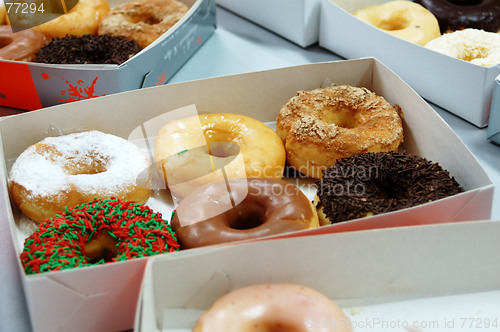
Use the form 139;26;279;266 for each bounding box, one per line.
193;284;352;332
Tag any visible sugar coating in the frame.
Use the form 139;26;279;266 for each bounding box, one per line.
425;28;500;66
9;131;150;198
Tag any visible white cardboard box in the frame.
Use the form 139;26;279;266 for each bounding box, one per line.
216;0;321;47
0;58;494;331
135;219;500;331
488;75;500;145
0;0;216;110
319;0;500;128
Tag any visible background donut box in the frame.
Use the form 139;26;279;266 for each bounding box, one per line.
0;0;216;111
488;75;500;145
319;0;500;128
135;219;500;331
0;58;494;332
216;0;500;128
216;0;322;48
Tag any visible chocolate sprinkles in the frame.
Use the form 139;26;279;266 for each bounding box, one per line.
315;151;463;224
35;34;142;64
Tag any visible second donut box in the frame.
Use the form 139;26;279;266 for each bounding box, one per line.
0;58;494;332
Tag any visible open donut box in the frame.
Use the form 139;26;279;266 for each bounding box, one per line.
0;58;494;331
488;74;500;145
319;0;500;128
0;0;216;111
215;0;321;48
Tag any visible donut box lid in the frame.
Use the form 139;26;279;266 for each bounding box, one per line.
319;0;500;128
0;58;494;332
487;75;500;145
135;219;500;331
216;0;321;48
0;0;216;111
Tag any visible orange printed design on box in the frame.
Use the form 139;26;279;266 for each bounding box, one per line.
0;62;41;110
56;76;106;103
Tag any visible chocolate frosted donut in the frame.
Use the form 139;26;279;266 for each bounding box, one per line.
315;151;463;224
170;177;319;249
414;0;500;33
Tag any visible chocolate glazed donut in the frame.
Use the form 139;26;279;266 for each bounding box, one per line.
415;0;500;33
170;177;319;249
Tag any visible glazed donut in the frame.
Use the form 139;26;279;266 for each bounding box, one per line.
0;4;6;25
35;34;142;64
415;0;500;33
315;151;463;225
170;177;319;249
98;0;189;48
276;85;404;179
0;26;47;61
193;284;352;332
20;197;179;274
33;0;110;40
155;113;286;199
425;28;500;66
353;0;441;45
8;130;152;223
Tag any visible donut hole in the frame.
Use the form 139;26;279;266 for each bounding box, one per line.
322;109;359;128
65;156;108;175
458;46;491;62
84;231;119;263
129;14;161;25
228;203;266;230
0;36;13;48
207;141;240;158
378;12;411;31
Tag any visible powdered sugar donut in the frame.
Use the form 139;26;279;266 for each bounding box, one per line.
425;28;500;66
8;130;152;223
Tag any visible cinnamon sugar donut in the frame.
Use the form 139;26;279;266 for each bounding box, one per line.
8;131;152;223
98;0;189;48
276;85;404;179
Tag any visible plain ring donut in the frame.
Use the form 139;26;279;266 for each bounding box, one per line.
276;85;404;179
194;284;352;332
8;130;152;223
154;113;286;200
353;0;441;45
170;177;319;249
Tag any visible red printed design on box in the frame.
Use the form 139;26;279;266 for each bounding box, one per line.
0;62;41;109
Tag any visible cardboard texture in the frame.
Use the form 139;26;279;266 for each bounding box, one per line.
488;75;500;145
319;0;500;128
216;0;321;47
0;58;494;331
135;220;500;331
0;0;216;110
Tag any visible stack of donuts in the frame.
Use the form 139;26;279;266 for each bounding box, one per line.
0;0;189;64
8;83;463;273
352;0;500;66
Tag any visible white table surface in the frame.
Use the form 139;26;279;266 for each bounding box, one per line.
1;6;499;332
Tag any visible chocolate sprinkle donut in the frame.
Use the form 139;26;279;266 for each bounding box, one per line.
315;151;463;224
36;34;142;64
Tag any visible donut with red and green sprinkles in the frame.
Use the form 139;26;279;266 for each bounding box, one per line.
20;197;179;274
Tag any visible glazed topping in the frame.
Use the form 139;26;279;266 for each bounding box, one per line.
316;151;463;224
0;26;47;61
20;197;179;274
35;34;142;64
